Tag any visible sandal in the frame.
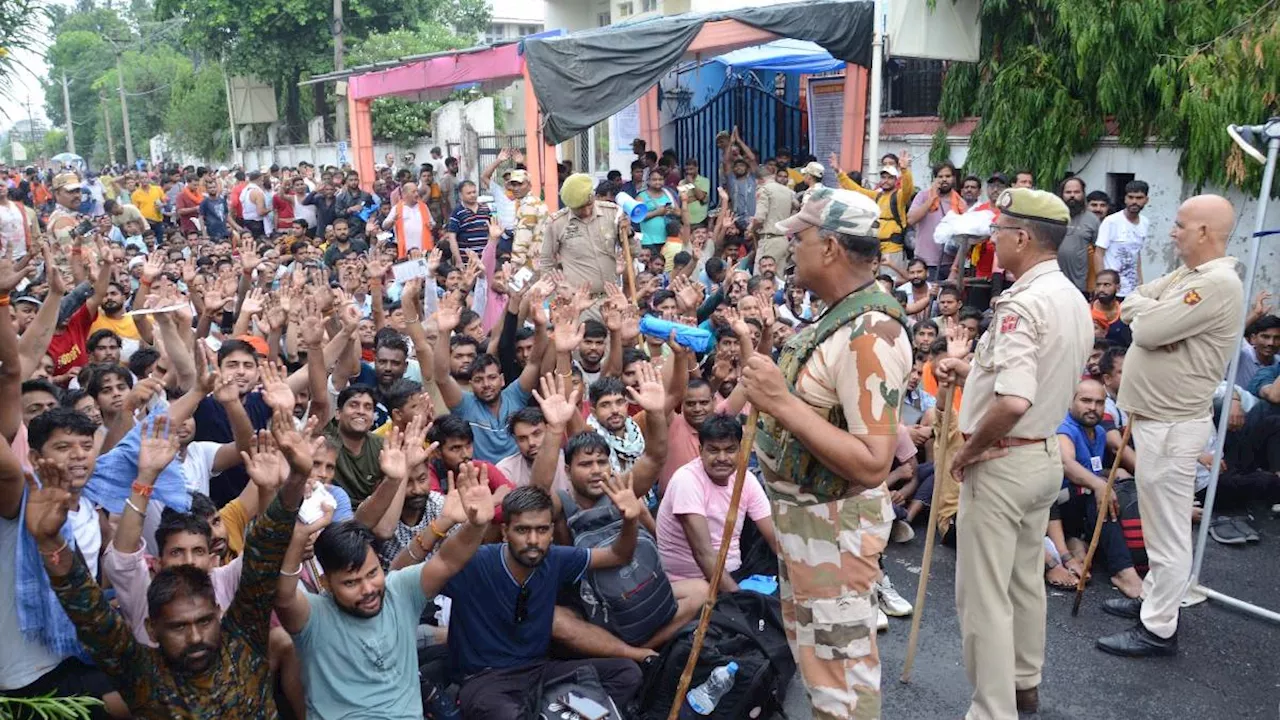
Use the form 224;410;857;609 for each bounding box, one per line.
1045;563;1078;589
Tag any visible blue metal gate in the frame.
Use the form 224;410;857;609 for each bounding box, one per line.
672;75;803;210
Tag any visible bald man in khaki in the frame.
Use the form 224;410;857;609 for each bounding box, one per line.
1097;194;1243;658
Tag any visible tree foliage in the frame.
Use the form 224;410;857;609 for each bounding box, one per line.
166;63;232;161
935;0;1280;194
0;0;49;106
349;23;472;145
92;46;192;161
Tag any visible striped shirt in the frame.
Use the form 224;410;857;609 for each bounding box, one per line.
446;204;493;253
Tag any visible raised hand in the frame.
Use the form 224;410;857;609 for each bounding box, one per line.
0;243;35;293
488;216;504;242
259;359;296;414
241;429;288;492
137;415;181;478
755;291;776;325
124;376;167;416
571;283;594;318
944;317;971;359
426;247;443;277
403;412;437;471
532;372;581;429
454;461;495;527
435;291;463;333
552;304;585;353
43;246;67;295
620;305;641;343
270;407;314;478
238;239;261;273
724;306;751;340
25;464;75;543
401;278;422;322
379;424;409;481
298;298;326;350
241;287;266;317
601;471;642;522
626;362;666;413
601;295;624;333
527;283;550;328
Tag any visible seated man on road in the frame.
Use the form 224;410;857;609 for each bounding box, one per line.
655;413;778;592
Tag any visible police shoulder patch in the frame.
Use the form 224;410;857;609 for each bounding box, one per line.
1000;313;1020;333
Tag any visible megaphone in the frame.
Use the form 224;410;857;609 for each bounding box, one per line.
615;192;649;223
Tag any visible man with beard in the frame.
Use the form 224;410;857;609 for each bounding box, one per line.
657;413;778;593
1091;270;1125;335
370;332;411;428
498;406;572;494
843;151;915;275
323;217;368;268
586;375;667;476
380;181;434;259
25;405;313;717
277;459;493;720
1097;195;1243;658
1087;190;1112;222
434;292;547;463
336;171;374;241
577;320;609;386
1094;180;1151;298
898;258;936;324
959;174;983;208
446;481;645;718
1057;176;1101;293
88;280;152;362
907;160;964;280
421;415;514;525
1056;379;1144;598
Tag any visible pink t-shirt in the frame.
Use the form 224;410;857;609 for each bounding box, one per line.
100;544;242;646
656;458;772;583
895;424;916;463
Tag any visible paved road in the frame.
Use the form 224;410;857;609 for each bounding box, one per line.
779;510;1280;719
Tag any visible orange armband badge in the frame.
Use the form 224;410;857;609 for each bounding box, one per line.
1183;289;1202;305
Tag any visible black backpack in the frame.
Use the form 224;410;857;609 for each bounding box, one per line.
529;661;622;720
638;592;796;720
558;491;679;647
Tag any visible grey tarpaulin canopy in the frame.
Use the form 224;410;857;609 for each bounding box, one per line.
521;0;875;145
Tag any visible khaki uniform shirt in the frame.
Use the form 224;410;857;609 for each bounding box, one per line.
510;195;549;268
753;180;795;237
1117;256;1244;422
757;308;913;502
959;260;1092;438
538;200;634;294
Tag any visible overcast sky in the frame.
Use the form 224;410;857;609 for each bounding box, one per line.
1;5;55;134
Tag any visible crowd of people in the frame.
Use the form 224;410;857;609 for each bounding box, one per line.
0;127;1274;720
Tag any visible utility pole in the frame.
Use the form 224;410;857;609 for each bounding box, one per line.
61;73;77;155
25;99;38;148
100;94;116;165
222;63;239;165
333;0;347;143
115;52;135;165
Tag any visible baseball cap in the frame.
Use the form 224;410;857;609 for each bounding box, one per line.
52;173;82;192
508;169;529;184
12;293;41;308
803;162;825;179
879;165;900;178
236;334;271;356
776;186;879;236
996;188;1070;225
987;172;1010;186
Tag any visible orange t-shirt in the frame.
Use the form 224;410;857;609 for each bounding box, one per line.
921;359;964;414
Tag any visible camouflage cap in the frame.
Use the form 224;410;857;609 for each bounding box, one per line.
52;172;82;192
776;186;879;236
997;187;1070;225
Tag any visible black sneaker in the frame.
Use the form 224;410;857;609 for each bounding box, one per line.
1231;516;1260;542
1209;515;1248;545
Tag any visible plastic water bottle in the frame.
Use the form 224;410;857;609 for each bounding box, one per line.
682;662;739;716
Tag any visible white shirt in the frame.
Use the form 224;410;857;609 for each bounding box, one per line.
239;183;265;221
1096;212;1150;297
489;190;517;231
387;202;428;253
181;441;223;495
293;193;318;230
0;201;26;259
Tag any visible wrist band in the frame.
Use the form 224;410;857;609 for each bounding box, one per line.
131;482;154;498
0;294;10;308
42;539;69;564
125;498;145;515
280;565;303;577
406;538;423;562
430;520;448;539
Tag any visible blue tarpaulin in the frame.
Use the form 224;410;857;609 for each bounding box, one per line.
709;39;845;74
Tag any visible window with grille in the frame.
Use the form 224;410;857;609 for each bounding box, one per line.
618;2;634;17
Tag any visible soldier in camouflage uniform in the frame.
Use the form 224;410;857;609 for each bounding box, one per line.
742;186;914;720
506;169;549;268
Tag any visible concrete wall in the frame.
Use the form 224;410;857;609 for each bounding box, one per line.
892;132;1279;296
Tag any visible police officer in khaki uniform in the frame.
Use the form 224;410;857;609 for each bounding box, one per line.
934;189;1092;720
539;173;636;311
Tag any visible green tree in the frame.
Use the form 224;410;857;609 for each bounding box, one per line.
933;0;1280;194
92;46;192;161
43;7;135;165
348;23;472;144
154;0;489;137
166;63;232;161
0;0;49;104
41;128;67;156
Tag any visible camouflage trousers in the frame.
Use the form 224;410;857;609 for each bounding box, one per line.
773;484;893;720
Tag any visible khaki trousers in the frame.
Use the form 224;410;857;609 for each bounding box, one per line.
1131;416;1212;639
755;233;790;275
956;439;1061;720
